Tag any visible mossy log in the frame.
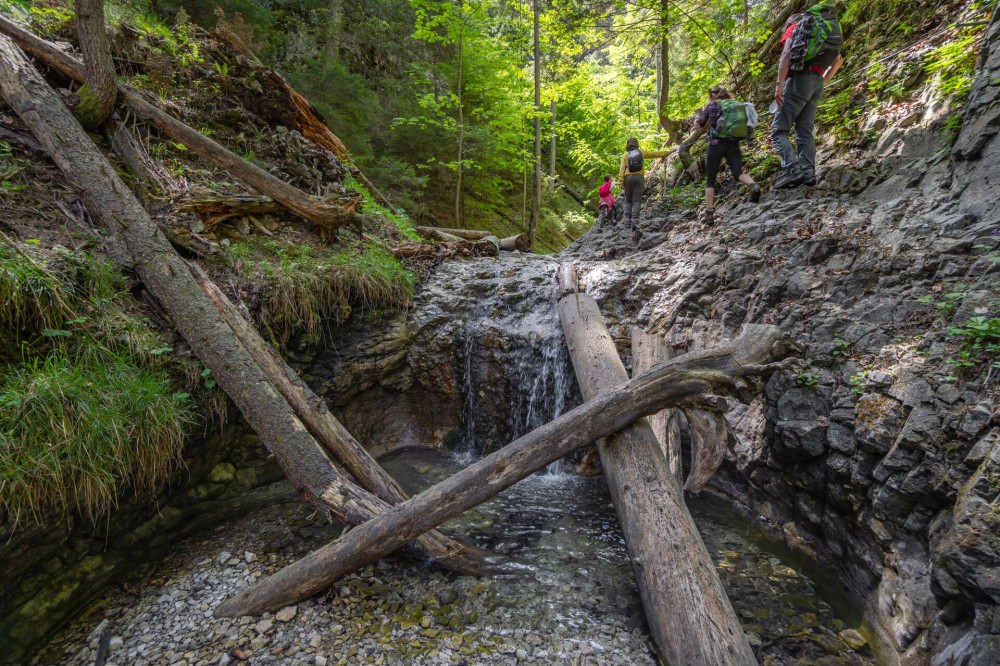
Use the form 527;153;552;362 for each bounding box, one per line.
73;0;116;129
0;32;492;578
557;263;756;666
0;15;365;239
213;306;792;617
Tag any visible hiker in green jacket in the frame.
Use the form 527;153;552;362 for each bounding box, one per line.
618;138;670;228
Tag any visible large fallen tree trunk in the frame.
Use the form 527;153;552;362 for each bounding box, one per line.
214;317;791;618
0;32;491;576
0;16;364;239
559;264;756;666
631;327;683;486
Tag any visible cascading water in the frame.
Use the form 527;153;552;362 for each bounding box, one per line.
449;255;579;471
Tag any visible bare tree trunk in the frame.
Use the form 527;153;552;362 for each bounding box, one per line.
558;264;756;666
528;0;541;249
657;0;678;145
631;327;683;487
0;32;491;578
455;0;464;229
325;0;341;62
73;0;116;129
213;321;791;617
549;98;556;191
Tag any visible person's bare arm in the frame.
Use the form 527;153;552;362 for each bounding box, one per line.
824;53;844;84
618;154;627;183
775;41;791;107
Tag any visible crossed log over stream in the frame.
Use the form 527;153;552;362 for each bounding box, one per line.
0;17;798;664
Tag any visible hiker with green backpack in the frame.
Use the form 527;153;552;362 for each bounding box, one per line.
693;86;761;225
771;4;844;189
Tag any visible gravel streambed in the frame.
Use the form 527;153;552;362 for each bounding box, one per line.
35;450;878;665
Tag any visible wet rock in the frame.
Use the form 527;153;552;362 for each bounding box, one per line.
839;628;867;650
275;605;297;622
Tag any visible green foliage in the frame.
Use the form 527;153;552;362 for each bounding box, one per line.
849;371;867;395
925;33;981;101
0;243;198;528
0;346;192;526
916;285;966;321
832;335;853;358
796;369;821;387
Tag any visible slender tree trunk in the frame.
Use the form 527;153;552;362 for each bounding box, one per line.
455;0;464;228
325;0;341;62
558;265;757;666
549;98;556;191
528;0;541;249
0;32;491;578
74;0;116;129
657;0;678;145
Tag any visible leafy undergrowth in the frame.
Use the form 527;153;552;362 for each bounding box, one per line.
0;243;216;528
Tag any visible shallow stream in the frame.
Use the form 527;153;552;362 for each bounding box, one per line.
37;447;879;666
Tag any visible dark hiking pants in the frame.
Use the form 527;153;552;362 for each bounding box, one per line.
623;173;644;224
771;71;824;175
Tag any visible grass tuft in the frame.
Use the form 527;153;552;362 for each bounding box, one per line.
0;345;192;526
227;239;416;345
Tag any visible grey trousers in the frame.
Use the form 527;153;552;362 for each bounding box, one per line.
623;173;644;223
771;71;824;173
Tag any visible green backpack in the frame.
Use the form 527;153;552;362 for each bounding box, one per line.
804;4;843;68
714;99;758;140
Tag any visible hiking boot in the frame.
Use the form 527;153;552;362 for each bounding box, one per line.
800;170;817;187
773;167;802;190
749;182;761;203
700;208;714;225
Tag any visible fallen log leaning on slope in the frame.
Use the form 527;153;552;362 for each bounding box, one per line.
0;15;364;240
214;318;793;618
0;32;492;577
557;264;756;666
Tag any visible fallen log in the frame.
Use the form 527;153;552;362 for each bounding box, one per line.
0;16;364;239
631;327;683;486
174;194;288;225
189;263;489;568
414;226;490;241
415;226;464;243
476;234;500;256
0;32;491;577
560;181;595;212
214;319;792;617
559;264;756;666
499;234;530;252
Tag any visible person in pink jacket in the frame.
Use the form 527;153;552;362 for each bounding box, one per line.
596;174;617;230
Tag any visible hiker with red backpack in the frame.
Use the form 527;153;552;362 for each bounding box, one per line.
771;4;844;189
693;86;762;225
618;138;671;228
595;174;617;231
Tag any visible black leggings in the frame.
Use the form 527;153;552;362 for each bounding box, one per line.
706;138;743;189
